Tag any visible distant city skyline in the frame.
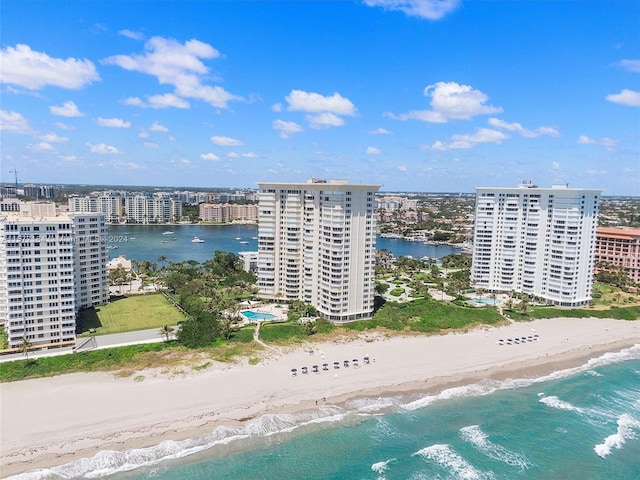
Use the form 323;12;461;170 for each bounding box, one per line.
1;1;638;196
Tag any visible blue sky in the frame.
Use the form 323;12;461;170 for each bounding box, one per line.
1;1;638;195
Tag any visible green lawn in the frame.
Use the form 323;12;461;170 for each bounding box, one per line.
78;294;186;335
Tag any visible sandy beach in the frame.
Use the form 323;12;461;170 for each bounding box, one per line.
1;316;639;478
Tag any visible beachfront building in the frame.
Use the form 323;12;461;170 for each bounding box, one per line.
199;203;258;223
123;194;182;224
257;179;380;322
471;183;601;307
595;227;640;285
68;192;123;223
0;203;109;349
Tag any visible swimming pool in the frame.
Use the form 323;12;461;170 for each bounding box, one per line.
241;310;277;320
473;298;497;305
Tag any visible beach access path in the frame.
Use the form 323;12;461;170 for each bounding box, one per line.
1;316;639;477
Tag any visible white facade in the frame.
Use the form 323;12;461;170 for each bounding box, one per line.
0;203;109;349
68;192;122;223
123;194;182;224
471;184;601;307
257;179;380;322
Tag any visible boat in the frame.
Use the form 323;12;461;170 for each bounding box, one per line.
162;231;174;235
171;237;177;241
161;240;168;244
252;236;258;239
239;241;249;244
191;237;205;243
129;237;136;240
235;237;242;240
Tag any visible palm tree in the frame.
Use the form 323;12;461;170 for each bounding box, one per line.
20;336;32;360
159;325;174;342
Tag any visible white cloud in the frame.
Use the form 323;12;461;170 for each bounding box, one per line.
119;29;143;40
0;44;99;90
87;142;122;155
27;142;55;152
387;81;502;123
282;90;356;129
40;132;68;143
577;135;618;151
271;103;283;112
551;161;560;170
488;118;559;138
286;90;356;115
123;93;191;109
606;89;640;107
200;153;221;161
368;127;392;135
96;117;131;128
226;152;240;158
144;142;159;149
366;146;382;155
398;165;407;171
50;101;84;117
55;122;75;130
241;152;258;158
307;112;345;129
273;119;303;139
211;135;243;146
615;59;640;73
0;110;31;133
59;155;80;163
103;36;242;108
430;128;509;150
363;0;460;20
585;169;608;176
150;121;169;132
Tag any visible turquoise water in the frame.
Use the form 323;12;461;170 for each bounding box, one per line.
105;225;460;264
15;345;640;479
240;310;276;320
474;298;498;305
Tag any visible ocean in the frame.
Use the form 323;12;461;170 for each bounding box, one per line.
12;345;640;479
104;224;461;264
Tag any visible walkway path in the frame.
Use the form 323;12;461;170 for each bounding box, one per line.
252;321;280;353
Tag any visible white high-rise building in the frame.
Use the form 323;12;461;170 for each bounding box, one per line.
0;203;109;349
471;183;601;307
257;179;380;322
68;192;123;223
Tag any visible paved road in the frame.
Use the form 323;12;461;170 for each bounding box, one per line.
0;327;174;363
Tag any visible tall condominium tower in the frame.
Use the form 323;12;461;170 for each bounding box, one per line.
0;203;109;349
257;179;380;322
471;183;601;307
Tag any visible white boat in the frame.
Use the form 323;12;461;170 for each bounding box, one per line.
252;236;258;239
239;241;249;244
191;236;205;243
129;237;136;240
235;237;242;240
163;231;174;235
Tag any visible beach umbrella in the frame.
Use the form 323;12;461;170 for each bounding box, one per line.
301;366;308;374
333;361;340;369
322;363;329;370
312;365;319;373
291;368;297;376
363;356;370;364
343;360;349;367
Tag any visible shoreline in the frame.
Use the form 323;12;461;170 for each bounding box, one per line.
1;317;638;478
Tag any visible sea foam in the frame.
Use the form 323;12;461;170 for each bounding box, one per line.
594;413;640;458
413;444;494;480
460;425;531;470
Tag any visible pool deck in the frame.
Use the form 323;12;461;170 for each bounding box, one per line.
239;304;288;323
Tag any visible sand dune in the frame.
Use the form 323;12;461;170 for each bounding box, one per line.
1;316;638;477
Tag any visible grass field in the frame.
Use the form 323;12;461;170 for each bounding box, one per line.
78;294;186;335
